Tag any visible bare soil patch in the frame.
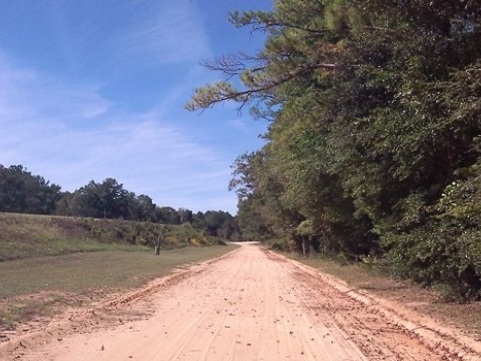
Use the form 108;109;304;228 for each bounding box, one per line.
298;255;481;340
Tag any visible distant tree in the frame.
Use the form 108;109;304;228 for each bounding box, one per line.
192;211;206;229
70;180;102;217
132;194;156;221
236;197;271;242
178;207;193;224
55;191;74;216
156;206;180;224
203;210;235;238
218;216;237;240
0;164;61;214
97;178;133;218
70;178;134;219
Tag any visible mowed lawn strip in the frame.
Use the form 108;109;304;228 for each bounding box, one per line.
0;245;236;299
0;245;237;329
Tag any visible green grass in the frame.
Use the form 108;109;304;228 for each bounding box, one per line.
0;237;149;261
0;245;236;299
0;244;237;329
0;213;130;261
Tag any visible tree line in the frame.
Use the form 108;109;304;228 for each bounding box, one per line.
0;164;238;240
188;0;481;300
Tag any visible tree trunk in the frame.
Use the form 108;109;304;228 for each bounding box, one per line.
154;235;162;255
301;237;308;257
308;236;315;258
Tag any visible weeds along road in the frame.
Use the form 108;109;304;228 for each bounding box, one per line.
3;243;481;360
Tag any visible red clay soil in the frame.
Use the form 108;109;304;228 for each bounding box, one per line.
1;243;481;360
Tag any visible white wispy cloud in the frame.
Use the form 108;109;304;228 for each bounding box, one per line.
0;55;235;212
121;0;212;67
0;55;112;122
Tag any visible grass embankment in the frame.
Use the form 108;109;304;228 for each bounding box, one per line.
290;253;481;338
0;212;223;261
0;213;236;330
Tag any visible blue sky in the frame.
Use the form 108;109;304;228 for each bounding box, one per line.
0;0;272;214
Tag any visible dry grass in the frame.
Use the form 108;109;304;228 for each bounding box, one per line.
0;244;237;330
291;254;481;339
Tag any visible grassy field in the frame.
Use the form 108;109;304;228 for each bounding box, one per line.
291;254;481;338
0;212;237;330
0;245;237;329
0;246;237;299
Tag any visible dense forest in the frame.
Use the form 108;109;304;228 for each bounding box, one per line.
0;164;238;240
188;0;481;300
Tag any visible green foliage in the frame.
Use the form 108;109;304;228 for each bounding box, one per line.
78;218;197;249
0;164;241;242
68;178;138;219
0;165;61;214
155;206;181;224
191;0;481;300
297;220;315;237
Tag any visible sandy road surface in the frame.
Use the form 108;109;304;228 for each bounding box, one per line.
2;243;481;361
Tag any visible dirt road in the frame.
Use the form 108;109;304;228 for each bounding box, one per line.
2;243;481;360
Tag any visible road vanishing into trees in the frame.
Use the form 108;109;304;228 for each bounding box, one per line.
2;243;481;361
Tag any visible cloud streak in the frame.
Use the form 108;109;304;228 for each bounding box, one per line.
0;55;234;212
121;0;212;67
0;56;111;122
